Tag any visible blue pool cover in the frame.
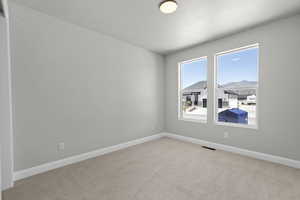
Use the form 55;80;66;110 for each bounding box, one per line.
218;108;248;124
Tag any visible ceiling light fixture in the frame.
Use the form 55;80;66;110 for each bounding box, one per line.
159;0;178;14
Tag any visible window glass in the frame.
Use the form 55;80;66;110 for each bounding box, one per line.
179;57;207;122
215;45;259;127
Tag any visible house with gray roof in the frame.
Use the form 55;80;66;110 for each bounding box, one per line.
182;81;238;108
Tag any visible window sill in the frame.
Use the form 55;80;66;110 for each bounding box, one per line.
215;121;258;130
178;118;207;124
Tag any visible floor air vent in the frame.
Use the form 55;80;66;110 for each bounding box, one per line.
202;146;216;151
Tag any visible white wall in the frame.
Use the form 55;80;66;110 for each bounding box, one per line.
0;14;14;190
165;15;300;161
9;3;164;171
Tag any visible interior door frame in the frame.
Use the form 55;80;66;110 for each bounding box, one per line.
0;0;14;193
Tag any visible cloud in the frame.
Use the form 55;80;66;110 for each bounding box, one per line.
232;57;240;62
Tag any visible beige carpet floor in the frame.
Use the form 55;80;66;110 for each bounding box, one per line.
3;138;300;200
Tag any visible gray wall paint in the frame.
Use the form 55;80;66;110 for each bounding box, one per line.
10;3;164;171
165;15;300;161
0;15;13;190
8;1;300;173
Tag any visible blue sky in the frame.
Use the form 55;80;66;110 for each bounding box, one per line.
181;47;258;88
217;47;258;85
182;58;207;88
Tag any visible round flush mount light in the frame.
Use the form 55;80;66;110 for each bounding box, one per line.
159;0;178;14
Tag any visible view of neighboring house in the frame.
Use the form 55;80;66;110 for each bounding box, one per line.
222;80;258;100
181;80;257;125
182;80;241;109
182;81;208;108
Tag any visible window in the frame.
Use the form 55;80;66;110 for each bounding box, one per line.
214;44;259;128
178;57;208;122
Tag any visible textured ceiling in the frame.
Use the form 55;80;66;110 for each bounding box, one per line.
11;0;300;54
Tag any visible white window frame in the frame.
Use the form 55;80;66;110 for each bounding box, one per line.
178;56;208;123
214;44;259;129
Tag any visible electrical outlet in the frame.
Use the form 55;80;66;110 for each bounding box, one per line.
58;142;65;151
224;132;229;138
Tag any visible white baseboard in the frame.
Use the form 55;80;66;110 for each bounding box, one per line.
13;132;300;182
14;134;163;181
161;132;300;169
